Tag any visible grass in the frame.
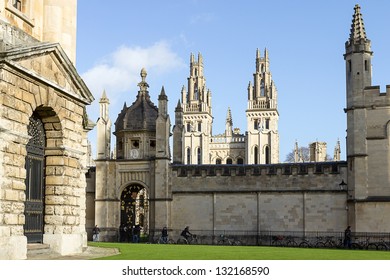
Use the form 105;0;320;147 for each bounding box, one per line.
89;242;390;260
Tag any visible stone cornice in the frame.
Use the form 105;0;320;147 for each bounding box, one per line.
0;42;94;105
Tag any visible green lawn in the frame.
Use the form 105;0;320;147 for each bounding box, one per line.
89;242;390;260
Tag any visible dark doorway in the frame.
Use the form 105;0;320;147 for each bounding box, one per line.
24;114;46;243
120;184;148;241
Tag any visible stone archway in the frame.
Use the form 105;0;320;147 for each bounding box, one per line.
23;106;67;245
120;184;149;241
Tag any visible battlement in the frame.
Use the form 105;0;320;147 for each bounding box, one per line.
363;85;390;107
247;99;277;110
172;162;346;178
171;162;347;194
210;135;245;143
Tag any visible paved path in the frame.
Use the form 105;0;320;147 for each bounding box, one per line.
27;246;120;260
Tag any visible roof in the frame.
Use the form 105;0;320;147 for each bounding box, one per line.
115;69;158;132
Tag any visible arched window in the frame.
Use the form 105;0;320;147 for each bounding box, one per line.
265;146;270;164
194;84;198;100
186;147;191;164
13;0;22;10
260;81;265;97
197;147;201;164
226;158;233;164
254;146;259;164
237;158;244;164
216;158;222;164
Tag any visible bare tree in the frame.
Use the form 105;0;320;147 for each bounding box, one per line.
285;146;332;163
285;146;309;163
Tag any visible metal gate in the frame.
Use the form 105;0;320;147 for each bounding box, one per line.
24;114;45;243
120;185;148;238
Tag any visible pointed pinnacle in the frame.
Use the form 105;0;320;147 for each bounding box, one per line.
349;4;367;41
100;90;109;103
159;86;168;100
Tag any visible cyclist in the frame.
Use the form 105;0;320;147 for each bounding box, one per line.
180;226;192;241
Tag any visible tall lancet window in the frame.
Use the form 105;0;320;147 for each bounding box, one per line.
197;148;201;164
187;148;191;164
260;81;265;97
265;146;270;164
13;0;22;10
254;146;259;164
194;84;198;100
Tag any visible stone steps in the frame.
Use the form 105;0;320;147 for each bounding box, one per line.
27;243;61;259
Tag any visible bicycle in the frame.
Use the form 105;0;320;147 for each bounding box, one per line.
374;239;390;251
351;237;377;250
315;236;343;249
217;234;242;246
157;236;175;244
271;235;297;247
177;234;198;245
271;235;285;247
298;238;312;248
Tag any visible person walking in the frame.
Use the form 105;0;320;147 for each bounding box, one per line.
132;224;141;243
161;226;168;244
344;225;352;249
92;225;100;242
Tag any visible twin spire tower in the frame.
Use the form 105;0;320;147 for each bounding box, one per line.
173;49;280;164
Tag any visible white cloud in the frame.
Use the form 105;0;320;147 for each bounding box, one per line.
81;40;186;158
81;40;185;103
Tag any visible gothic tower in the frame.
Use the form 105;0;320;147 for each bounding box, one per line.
181;53;213;164
246;49;279;164
96;91;111;159
344;5;390;232
344;5;372;201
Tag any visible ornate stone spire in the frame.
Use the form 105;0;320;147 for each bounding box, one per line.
99;90;110;121
226;107;233;126
175;99;182;112
333;139;341;161
137;68;149;93
349;4;367;42
100;89;109;103
158;86;167;100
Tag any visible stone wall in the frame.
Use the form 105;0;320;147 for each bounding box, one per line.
170;162;348;239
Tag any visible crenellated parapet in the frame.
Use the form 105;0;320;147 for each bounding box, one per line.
362;85;390;107
171;162;347;193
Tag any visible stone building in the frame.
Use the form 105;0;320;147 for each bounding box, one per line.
173;50;279;165
92;4;390;242
0;0;94;259
344;4;390;231
94;68;171;240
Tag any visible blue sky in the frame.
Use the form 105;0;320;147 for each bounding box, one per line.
76;0;390;162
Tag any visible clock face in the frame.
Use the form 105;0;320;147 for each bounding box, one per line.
130;149;139;159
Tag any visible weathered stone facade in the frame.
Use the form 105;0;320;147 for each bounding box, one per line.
0;1;94;260
345;5;390;232
170;163;348;235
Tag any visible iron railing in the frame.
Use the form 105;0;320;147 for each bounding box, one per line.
141;229;390;250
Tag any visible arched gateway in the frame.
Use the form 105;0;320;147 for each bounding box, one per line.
120;184;149;236
24;114;46;243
